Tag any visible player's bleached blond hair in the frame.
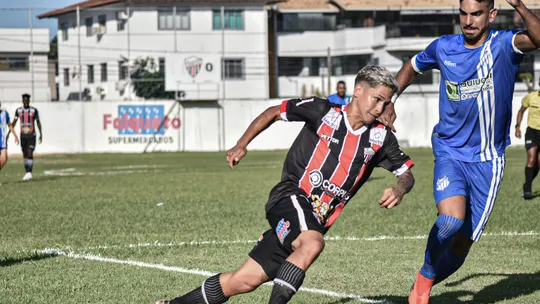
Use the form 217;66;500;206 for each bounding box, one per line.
354;65;399;95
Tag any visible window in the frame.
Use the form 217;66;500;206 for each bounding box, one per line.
85;17;93;36
402;55;433;84
64;68;70;86
280;13;336;31
278;57;304;76
61;22;68;41
87;65;94;84
0;57;28;71
342;55;371;75
116;11;127;31
222;59;244;80
119;61;128;80
213;10;243;30
159;57;165;73
517;53;535;83
101;63;107;82
98;14;106;27
158;10;190;30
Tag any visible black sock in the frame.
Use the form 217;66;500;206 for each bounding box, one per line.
170;274;228;304
269;261;305;304
534;166;539;180
525;167;535;189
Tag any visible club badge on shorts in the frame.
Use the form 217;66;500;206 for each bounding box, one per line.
276;218;291;244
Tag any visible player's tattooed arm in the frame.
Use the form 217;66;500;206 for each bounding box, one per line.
395;169;415;197
378;169;414;209
226;105;281;168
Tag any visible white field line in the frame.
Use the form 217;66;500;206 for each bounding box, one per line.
77;231;538;251
37;248;391;304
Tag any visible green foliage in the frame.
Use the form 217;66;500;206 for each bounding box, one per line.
130;57;175;99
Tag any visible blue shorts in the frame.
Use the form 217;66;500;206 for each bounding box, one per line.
0;129;6;150
433;157;505;242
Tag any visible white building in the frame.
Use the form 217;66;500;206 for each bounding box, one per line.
274;0;540;98
0;28;52;102
39;0;540;101
38;0;277;101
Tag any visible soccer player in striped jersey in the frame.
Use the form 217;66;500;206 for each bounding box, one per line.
156;66;415;304
0;101;20;185
379;0;540;302
11;94;42;181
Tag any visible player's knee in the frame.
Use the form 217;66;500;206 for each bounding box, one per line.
292;231;325;258
527;158;536;167
225;271;263;294
435;214;464;243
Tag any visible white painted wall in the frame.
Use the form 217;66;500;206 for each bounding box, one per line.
0;91;533;155
0;28;51;102
278;26;383;57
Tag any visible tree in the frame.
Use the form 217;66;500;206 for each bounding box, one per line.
130;57;175;99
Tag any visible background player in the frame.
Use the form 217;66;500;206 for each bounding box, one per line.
11;94;42;181
156;66;415;304
515;76;540;199
379;0;540;302
327;80;350;105
0;100;20;185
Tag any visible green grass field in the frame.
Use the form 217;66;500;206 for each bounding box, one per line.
1;148;539;303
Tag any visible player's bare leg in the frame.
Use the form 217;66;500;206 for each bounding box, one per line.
409;195;466;304
523;145;538;199
156;257;269;304
268;230;325;304
0;149;7;185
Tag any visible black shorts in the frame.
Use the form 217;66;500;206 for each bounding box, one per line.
21;135;36;151
248;194;324;279
525;127;540;150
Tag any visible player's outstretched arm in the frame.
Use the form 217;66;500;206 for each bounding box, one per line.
378;169;415;209
226;105;281;168
379;60;419;132
510;0;540;52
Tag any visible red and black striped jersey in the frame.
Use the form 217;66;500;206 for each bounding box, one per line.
15;106;39;136
267;97;414;229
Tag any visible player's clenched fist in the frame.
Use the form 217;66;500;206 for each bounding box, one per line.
378;187;405;209
506;0;523;8
226;144;247;169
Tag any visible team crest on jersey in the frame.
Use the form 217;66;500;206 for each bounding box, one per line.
436;175;450;191
369;128;387;146
364;147;375;163
309;170;323;188
321;108;342;130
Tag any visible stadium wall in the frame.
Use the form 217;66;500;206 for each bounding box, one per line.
1;92;530;154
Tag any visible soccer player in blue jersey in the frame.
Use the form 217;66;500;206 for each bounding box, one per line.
328;81;350;105
379;0;540;303
0;101;20;185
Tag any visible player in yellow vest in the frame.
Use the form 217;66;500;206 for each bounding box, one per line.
515;77;540;199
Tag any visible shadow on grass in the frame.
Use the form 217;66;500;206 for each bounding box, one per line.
361;271;540;304
0;252;57;267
